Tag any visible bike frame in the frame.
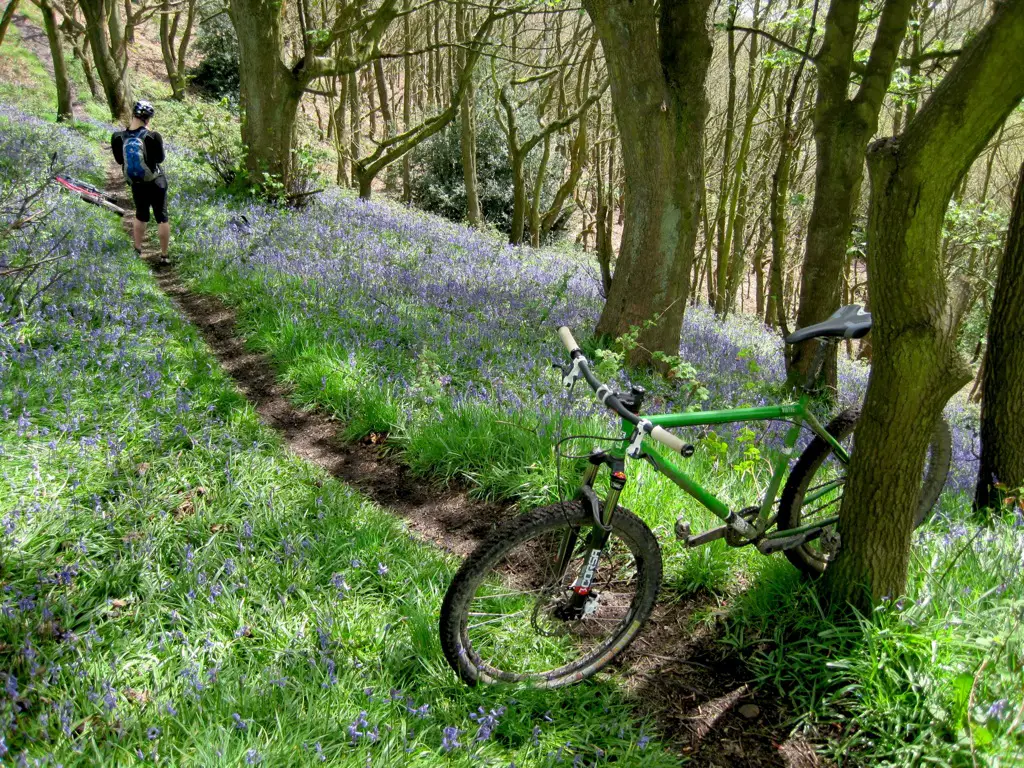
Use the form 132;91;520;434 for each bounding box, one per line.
580;392;850;543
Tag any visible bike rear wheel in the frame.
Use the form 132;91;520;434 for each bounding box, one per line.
777;407;952;576
439;501;661;688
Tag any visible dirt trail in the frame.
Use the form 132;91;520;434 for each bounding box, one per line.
104;164;824;767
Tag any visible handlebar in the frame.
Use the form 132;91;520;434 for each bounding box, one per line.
557;327;688;456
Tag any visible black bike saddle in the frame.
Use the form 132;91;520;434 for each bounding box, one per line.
785;304;872;344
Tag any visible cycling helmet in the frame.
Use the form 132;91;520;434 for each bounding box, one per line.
132;100;155;119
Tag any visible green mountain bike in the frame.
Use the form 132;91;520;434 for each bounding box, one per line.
439;306;952;688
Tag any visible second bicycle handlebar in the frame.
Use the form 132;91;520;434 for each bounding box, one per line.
557;327;688;456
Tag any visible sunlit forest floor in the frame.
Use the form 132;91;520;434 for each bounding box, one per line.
1;11;1022;767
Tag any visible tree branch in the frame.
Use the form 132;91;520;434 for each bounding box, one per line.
726;24;816;63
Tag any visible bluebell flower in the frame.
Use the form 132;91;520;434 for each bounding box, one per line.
441;726;462;752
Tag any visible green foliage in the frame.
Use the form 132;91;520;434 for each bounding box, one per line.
593;320;709;410
189;10;240;100
409;115;515;233
178;99;247;187
944;200;1009;359
723;511;1024;767
408;101;567;238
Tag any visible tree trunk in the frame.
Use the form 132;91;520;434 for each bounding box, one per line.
584;0;712;363
374;58;392;128
78;0;132;120
456;0;481;226
789;0;914;389
349;68;360;189
122;0;133;43
0;0;21;49
713;15;738;315
159;0;181;99
38;0;72;121
65;19;103;100
159;0;195;100
509;149;527;244
975;162;1024;511
333;80;349;185
825;0;1024;609
228;0;302;190
529;133;552;246
402;0;412;203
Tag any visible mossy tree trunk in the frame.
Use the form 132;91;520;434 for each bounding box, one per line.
825;0;1024;609
975;162;1024;511
159;0;196;101
37;0;73;121
78;0;132;121
788;0;914;389
0;0;21;49
227;0;399;194
583;0;713;363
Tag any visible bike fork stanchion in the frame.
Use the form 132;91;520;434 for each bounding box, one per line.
562;463;626;617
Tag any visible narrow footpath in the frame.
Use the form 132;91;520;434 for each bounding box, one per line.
106;164;824;768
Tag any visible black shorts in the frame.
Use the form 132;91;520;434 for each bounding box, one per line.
130;176;169;224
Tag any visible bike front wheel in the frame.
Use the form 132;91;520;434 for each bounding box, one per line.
777;407;953;576
439;501;662;688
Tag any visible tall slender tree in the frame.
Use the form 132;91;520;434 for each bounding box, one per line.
36;0;73;121
159;0;196;101
0;0;21;49
456;0;481;226
786;0;915;388
77;0;132;120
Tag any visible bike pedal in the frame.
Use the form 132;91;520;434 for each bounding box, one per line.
674;518;691;541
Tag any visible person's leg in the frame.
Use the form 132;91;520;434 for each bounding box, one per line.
158;221;169;255
153;180;170;260
132;218;146;251
130;182;149;253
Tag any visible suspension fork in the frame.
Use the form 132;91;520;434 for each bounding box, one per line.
555;454;627;615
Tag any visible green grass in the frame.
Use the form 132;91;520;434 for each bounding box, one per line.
170;158;1024;767
0;213;675;768
4;15;1023;765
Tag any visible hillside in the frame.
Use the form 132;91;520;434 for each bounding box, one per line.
2;7;1023;768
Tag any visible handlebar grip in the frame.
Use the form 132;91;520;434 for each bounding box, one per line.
557;326;580;354
650;425;687;455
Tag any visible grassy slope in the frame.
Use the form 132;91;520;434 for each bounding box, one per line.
3;18;1023;766
169;118;1022;768
174;196;1023;767
0;31;673;768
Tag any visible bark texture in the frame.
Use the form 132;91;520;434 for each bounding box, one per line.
0;0;21;48
826;0;1024;609
228;0;303;190
789;0;913;388
975;163;1024;510
78;0;132;120
38;0;72;121
584;0;713;362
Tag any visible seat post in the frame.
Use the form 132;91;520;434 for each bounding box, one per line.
803;339;831;392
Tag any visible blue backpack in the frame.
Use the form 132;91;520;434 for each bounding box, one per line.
122;128;157;183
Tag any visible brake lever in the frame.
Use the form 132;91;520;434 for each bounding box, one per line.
552;357;582;389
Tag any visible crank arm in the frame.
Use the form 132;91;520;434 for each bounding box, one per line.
683;524;728;547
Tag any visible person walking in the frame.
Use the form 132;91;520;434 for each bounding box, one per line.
111;100;171;265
